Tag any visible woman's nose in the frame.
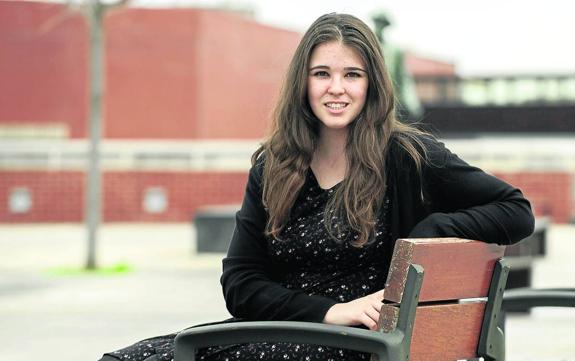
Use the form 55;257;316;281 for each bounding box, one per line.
328;76;345;95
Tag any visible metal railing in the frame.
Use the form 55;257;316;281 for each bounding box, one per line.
414;74;575;105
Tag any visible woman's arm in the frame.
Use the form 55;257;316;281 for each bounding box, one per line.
220;162;337;322
409;137;535;245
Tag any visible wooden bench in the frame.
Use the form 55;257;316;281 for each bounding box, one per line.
174;238;508;361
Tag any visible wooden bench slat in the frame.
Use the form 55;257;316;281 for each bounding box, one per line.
385;238;505;303
411;302;486;361
377;302;486;361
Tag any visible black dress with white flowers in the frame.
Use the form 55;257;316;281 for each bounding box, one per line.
104;170;392;361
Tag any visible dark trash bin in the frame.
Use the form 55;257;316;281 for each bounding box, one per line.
194;205;240;253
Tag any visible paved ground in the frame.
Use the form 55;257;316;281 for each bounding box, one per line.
0;223;574;361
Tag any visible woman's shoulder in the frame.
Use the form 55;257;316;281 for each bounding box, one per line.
389;131;450;163
248;149;267;188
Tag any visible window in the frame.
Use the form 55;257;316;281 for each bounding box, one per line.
143;187;168;214
9;187;32;214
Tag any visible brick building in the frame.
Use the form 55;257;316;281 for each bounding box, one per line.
0;1;573;223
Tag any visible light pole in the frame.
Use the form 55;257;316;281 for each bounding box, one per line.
84;0;127;270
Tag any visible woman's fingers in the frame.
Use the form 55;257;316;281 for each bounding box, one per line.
366;289;384;329
365;306;380;323
360;312;378;330
323;289;386;329
354;290;384;329
359;296;383;330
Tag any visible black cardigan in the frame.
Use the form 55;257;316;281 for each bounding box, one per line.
220;136;534;324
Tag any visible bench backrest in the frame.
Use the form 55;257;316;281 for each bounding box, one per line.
378;238;505;361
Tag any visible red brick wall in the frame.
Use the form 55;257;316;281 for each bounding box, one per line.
0;3;300;140
193;10;301;139
0;171;84;222
0;171;247;222
104;8;202;139
1;170;572;223
495;172;573;223
103;171;247;221
0;1;88;138
105;8;300;139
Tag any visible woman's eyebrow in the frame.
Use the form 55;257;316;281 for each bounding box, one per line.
309;65;329;71
309;65;367;73
345;66;367;73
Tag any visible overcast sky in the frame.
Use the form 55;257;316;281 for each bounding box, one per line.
134;0;575;76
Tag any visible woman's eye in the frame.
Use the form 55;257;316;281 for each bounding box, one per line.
345;72;362;78
312;71;329;77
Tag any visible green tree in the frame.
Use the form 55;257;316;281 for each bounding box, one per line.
372;12;422;121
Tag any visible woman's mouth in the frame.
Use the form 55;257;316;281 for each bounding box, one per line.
324;102;348;110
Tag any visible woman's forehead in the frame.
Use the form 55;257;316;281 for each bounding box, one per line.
309;41;366;69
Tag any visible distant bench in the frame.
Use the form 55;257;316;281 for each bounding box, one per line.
503;217;549;312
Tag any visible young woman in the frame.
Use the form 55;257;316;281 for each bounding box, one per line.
101;13;534;361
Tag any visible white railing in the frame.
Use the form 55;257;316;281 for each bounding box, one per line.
0;137;574;173
0;140;259;171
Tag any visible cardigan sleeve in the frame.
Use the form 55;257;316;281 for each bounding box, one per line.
220;161;337;322
408;137;535;245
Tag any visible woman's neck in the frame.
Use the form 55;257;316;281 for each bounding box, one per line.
311;127;348;189
315;127;348;163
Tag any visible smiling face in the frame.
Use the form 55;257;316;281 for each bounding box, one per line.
307;41;369;133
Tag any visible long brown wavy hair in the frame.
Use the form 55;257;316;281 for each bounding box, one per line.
252;13;428;246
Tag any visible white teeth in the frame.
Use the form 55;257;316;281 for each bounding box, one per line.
325;103;347;109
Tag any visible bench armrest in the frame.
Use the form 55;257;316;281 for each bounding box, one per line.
502;288;575;311
174;321;402;361
175;265;425;361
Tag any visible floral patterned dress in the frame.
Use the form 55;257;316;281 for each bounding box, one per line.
104;171;392;361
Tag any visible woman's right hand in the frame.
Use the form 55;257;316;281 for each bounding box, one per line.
322;289;385;330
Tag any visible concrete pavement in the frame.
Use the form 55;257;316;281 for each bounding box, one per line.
0;223;574;361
